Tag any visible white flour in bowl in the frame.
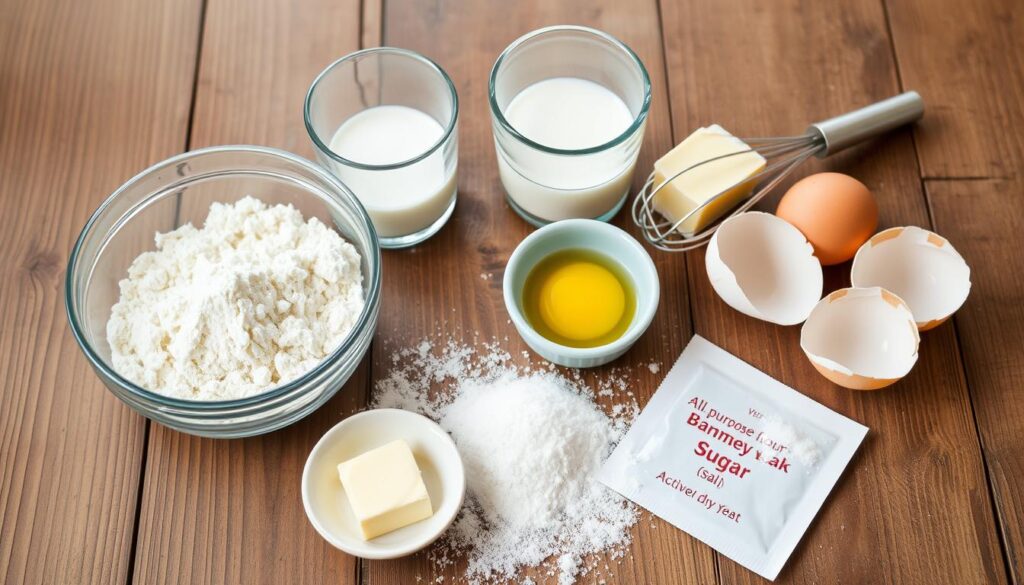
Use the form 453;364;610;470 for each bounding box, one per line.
106;196;364;401
373;338;639;584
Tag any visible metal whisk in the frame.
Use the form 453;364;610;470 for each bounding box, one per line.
632;91;924;252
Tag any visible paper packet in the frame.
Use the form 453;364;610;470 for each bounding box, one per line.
598;335;867;580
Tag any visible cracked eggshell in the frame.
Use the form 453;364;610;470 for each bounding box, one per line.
705;211;823;325
800;287;920;390
851;226;971;330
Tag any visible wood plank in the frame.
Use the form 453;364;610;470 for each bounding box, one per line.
887;1;1024;577
129;0;371;583
658;0;1007;583
885;0;1024;179
0;0;201;583
363;1;716;584
929;178;1024;583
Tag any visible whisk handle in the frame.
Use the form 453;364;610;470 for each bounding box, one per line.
808;91;924;157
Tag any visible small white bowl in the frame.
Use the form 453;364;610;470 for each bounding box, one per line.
301;409;465;559
503;219;660;368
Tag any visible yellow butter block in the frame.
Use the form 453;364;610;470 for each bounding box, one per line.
337;440;433;540
651;124;766;236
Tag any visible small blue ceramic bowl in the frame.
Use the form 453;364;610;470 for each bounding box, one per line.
503;219;660;368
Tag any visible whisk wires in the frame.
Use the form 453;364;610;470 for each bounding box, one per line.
631;132;824;252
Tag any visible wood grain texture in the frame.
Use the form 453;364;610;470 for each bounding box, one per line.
885;0;1024;179
886;1;1024;577
4;0;1021;583
361;0;716;583
0;0;201;583
929;178;1024;583
658;0;1007;583
128;0;368;583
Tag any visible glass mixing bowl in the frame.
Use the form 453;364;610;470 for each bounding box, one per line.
65;146;381;438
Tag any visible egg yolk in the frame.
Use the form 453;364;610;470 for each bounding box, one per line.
522;249;636;348
538;261;626;342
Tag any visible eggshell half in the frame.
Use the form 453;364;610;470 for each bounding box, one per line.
800;287;920;390
705;211;823;325
850;226;971;330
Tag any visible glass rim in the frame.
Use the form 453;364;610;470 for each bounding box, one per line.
65;144;383;411
488;25;652;156
304;47;460;171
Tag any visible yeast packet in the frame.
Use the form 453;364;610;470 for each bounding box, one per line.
598;335;867;580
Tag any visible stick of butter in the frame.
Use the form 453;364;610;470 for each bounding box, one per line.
337;439;433;540
651;124;766;236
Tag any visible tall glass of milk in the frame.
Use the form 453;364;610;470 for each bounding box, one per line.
306;48;458;248
489;26;650;226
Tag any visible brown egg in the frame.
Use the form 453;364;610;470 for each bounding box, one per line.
776;173;878;265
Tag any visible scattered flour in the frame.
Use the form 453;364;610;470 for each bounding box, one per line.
107;196;364;400
760;415;822;466
373;339;639;584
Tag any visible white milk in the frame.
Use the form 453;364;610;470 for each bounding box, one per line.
497;77;638;222
329;105;456;237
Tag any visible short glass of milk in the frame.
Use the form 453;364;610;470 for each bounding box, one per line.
489;26;650;226
306;48;458;248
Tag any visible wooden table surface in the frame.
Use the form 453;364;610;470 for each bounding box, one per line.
2;0;1022;583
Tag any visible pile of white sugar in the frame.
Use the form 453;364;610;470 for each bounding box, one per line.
373;339;639;584
107;196;364;401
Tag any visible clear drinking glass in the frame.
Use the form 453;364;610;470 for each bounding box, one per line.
305;48;459;248
489;26;651;227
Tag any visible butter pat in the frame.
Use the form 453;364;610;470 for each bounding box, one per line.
337;440;433;540
651;125;766;235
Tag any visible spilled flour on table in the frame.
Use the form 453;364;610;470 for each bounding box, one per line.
373;338;639;584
